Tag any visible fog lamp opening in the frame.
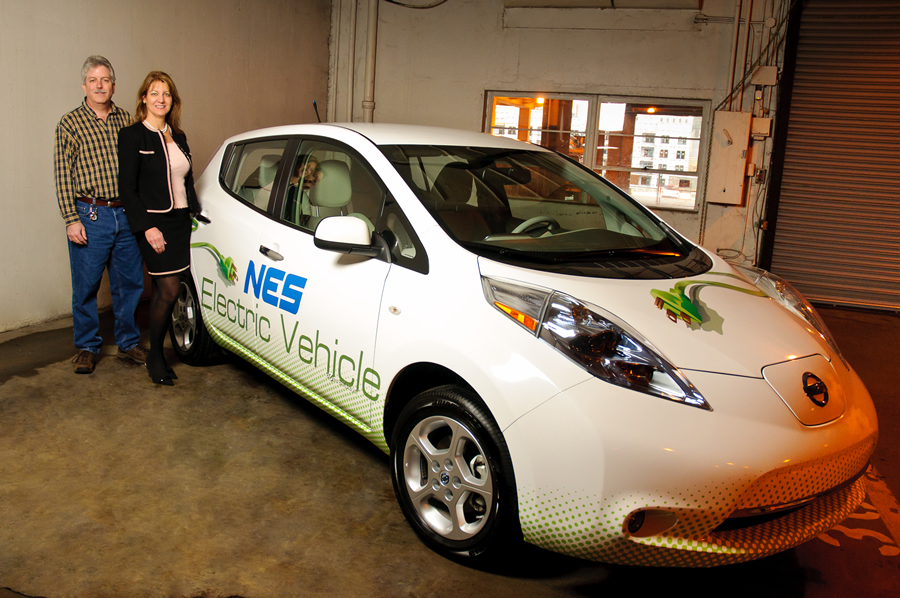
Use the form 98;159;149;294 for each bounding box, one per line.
624;509;679;538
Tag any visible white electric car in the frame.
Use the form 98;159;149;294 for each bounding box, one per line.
172;123;878;567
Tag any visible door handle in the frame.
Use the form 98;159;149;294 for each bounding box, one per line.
259;245;284;261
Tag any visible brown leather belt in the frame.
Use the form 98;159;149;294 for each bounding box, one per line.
78;197;122;208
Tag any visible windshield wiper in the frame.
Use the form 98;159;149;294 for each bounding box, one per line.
656;222;694;255
459;241;564;264
579;248;684;260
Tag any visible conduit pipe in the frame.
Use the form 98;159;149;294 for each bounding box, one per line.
328;0;341;122
346;0;358;122
738;0;754;112
362;0;379;123
727;0;743;111
762;0;776;115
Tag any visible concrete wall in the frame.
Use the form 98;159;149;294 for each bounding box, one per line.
0;0;330;333
328;0;781;262
1;0;783;333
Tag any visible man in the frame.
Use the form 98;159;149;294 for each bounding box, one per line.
55;56;147;374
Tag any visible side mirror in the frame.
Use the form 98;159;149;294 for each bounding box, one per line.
314;215;387;259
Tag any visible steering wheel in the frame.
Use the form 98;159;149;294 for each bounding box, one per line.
512;216;560;235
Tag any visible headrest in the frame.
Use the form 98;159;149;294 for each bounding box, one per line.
433;164;474;204
310;160;352;208
497;165;532;185
258;154;280;188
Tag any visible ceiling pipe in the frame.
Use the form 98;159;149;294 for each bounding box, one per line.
362;0;379;123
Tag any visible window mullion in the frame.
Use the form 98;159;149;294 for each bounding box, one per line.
583;97;601;173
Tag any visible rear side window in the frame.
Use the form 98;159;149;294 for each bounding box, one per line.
221;139;289;210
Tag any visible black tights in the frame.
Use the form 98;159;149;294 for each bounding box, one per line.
147;274;180;378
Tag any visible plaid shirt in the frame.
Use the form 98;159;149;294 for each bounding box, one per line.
54;100;132;226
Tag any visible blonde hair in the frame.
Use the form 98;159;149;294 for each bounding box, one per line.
133;71;183;134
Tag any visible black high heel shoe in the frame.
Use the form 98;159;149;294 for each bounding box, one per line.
147;360;174;386
149;371;174;386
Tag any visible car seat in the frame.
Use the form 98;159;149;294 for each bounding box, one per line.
309;160;374;232
250;154;280;209
430;164;490;242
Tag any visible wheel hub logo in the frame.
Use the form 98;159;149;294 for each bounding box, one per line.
440;472;450;486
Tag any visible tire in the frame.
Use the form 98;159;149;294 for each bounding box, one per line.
169;272;219;365
390;385;520;564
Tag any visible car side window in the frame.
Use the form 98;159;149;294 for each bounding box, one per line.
221;140;289;210
280;140;381;233
380;195;429;275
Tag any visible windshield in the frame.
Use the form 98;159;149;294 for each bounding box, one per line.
380;144;711;279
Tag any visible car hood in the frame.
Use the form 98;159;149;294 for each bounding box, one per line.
478;254;831;378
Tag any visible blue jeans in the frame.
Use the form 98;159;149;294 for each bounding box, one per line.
68;202;144;354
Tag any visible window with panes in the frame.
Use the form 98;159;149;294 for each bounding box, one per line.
486;92;708;210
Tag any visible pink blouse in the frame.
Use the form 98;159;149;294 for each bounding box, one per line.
168;141;190;209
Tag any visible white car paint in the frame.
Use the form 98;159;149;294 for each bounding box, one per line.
181;123;878;567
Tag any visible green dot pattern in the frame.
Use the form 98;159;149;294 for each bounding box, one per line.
518;433;876;566
206;318;389;452
733;435;875;511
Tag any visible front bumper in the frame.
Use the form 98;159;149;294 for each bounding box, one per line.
503;365;878;566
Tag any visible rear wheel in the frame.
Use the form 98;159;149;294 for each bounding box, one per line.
169;273;219;365
390;385;520;564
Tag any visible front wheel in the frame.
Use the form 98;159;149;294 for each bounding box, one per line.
390;385;520;564
169;272;219;365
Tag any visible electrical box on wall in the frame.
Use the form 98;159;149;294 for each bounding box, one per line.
751;117;772;138
707;111;752;205
750;66;778;86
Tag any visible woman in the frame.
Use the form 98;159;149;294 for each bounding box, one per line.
118;71;199;385
284;154;320;226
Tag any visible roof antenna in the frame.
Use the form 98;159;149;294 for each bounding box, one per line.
313;100;321;123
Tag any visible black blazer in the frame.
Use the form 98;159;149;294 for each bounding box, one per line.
118;121;200;233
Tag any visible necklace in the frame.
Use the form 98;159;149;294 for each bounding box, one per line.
143;120;169;134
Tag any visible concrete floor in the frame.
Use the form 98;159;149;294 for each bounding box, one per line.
0;306;898;598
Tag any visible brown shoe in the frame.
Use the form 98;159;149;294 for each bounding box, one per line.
72;350;96;374
117;345;149;364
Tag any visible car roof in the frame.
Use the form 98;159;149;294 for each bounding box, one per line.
330;123;543;149
222;122;547;151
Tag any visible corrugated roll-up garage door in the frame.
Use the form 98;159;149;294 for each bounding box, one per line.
769;0;900;309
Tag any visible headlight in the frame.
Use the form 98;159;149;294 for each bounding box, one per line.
482;277;711;410
732;265;848;370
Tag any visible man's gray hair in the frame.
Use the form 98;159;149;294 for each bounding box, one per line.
81;55;116;85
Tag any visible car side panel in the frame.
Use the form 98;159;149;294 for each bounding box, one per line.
190;185;271;352
254;218;389;426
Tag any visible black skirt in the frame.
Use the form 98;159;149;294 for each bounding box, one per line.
135;208;191;277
